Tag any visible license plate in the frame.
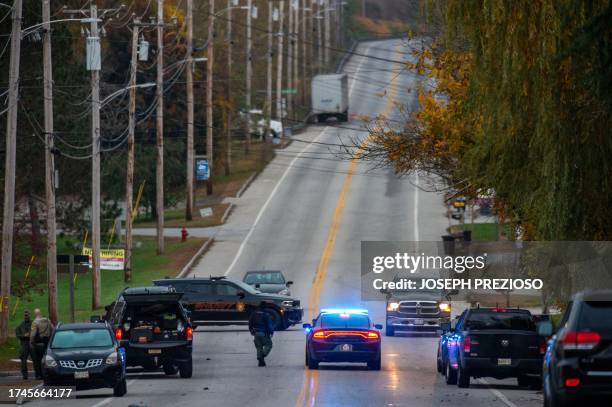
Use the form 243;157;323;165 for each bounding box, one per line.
413;319;424;325
340;344;352;352
497;358;512;366
74;371;89;379
148;349;161;354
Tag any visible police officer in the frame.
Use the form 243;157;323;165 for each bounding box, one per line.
15;310;32;380
248;302;274;367
30;308;54;380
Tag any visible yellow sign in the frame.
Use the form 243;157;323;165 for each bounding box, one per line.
81;247;125;271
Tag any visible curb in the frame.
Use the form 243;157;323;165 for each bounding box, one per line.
236;173;256;198
176;237;215;278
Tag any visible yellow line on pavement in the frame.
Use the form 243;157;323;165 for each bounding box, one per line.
295;42;404;407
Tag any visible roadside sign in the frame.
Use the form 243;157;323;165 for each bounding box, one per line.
81;247;125;271
196;158;209;181
281;88;297;94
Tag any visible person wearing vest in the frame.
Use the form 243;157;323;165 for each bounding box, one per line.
30;308;54;380
248;302;275;367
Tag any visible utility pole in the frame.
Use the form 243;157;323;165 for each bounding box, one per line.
301;0;307;107
90;3;102;309
42;0;58;324
265;0;273;141
206;0;215;195
286;0;293;118
335;0;340;49
324;0;330;67
156;0;165;255
292;0;298;117
125;18;140;282
275;0;284;121
0;0;23;343
245;0;252;153
316;1;322;72
362;0;366;17
185;0;194;219
225;0;233;176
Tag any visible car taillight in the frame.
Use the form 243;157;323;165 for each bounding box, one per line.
539;336;547;354
562;331;601;351
114;328;123;341
366;331;380;339
313;330;326;339
186;326;193;341
564;378;580;387
463;336;471;353
311;330;380;341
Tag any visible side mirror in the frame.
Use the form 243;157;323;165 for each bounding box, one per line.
537;320;554;337
302;323;312;330
254;283;261;289
374;324;383;330
90;315;103;323
237;291;246;299
286;281;294;286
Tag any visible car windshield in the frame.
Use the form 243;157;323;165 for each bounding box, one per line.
578;301;612;334
244;272;285;285
319;314;371;329
465;312;535;331
51;329;113;349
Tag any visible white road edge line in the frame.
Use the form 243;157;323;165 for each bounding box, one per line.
224;44;371;277
89;379;136;407
224;126;330;276
477;378;519;407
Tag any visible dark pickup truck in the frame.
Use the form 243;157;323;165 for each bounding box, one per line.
438;307;546;388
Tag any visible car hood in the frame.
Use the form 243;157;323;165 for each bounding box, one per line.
389;292;444;302
254;292;298;303
49;347;115;359
250;283;288;294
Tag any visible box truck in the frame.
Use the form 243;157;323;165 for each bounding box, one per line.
311;73;349;123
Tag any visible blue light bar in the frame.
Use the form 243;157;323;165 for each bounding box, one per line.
320;308;369;315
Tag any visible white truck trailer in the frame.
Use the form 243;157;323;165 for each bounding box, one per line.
311;73;349;123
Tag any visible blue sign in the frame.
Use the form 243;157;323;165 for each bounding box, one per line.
196;158;209;181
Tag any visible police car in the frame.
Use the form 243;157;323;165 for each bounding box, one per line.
303;309;383;370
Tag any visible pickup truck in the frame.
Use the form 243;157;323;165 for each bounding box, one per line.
384;287;454;336
438;307;546;388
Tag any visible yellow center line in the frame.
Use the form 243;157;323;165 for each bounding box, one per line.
295;42;405;407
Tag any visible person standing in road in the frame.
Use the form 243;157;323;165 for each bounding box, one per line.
30;308;54;380
15;310;32;380
248;302;274;367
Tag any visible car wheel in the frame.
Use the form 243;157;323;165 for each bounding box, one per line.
457;365;470;388
529;377;543;391
367;353;381;371
544;378;566;407
445;360;457;385
306;351;319;370
163;363;178;375
385;325;395;336
436;348;443;373
113;377;127;397
265;308;283;331
179;359;193;378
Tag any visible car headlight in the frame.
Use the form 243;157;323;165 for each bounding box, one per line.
281;300;295;307
387;302;400;312
105;351;118;365
278;289;290;296
44;354;57;368
439;303;451;312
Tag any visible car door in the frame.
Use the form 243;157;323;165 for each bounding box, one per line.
187;281;216;322
212;281;249;321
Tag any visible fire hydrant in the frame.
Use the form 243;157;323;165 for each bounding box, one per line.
181;227;189;242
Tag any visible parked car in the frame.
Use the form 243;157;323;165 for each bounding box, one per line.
303;309;383;370
541;290;612;407
105;286;194;378
153;276;303;330
43;322;127;396
243;270;293;296
440;307;546;388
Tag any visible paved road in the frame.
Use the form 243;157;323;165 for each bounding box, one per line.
31;39;543;407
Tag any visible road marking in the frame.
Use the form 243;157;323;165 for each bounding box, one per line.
89;378;136;407
224;126;331;276
477;378;519;407
295;42;404;407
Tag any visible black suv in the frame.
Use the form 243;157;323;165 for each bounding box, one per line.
43;322;127;397
153;276;303;330
542;290;612;407
105;286;193;378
